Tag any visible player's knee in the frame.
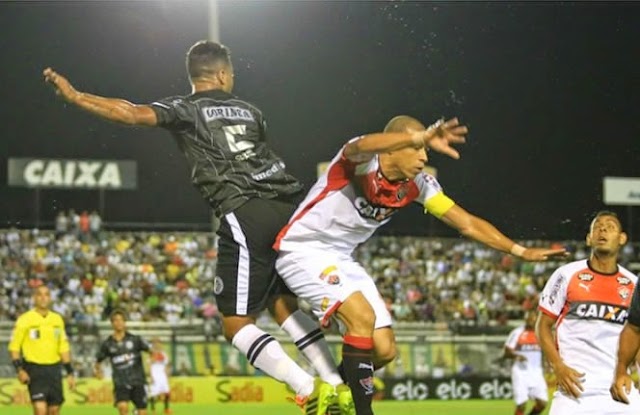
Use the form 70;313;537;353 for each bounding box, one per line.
222;315;257;342
374;340;397;367
337;292;376;336
267;294;299;325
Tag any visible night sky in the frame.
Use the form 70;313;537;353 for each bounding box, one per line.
1;1;638;240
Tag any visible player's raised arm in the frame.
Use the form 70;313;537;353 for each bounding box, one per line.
343;117;466;160
43;67;158;126
438;204;567;260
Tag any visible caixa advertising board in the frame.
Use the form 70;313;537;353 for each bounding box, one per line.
7;158;137;190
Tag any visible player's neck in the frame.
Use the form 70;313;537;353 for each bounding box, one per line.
113;330;126;341
588;252;619;274
191;81;223;94
34;307;49;317
378;155;406;182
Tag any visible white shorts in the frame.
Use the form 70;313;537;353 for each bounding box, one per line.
276;250;392;329
512;370;548;405
149;375;170;397
550;388;640;415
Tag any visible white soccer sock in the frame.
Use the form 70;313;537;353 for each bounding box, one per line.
281;310;344;387
232;324;315;396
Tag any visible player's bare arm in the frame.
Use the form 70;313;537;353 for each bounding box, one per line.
10;350;30;384
61;351;76;390
439;204;567;260
93;362;104;379
343;117;466;160
503;346;526;362
43;67;158;126
536;312;585;398
610;322;640;404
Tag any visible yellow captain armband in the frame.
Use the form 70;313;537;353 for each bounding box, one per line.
424;192;455;218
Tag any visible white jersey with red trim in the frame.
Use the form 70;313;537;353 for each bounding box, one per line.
504;325;543;374
538;259;637;392
150;350;169;380
274;138;455;255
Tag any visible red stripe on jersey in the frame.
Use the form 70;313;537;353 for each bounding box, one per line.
273;150;356;251
538;305;558;319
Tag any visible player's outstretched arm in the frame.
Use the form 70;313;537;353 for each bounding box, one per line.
503;346;526;361
438;204;566;260
536;312;584;398
43;67;158;126
611;323;640;404
343;117;466;160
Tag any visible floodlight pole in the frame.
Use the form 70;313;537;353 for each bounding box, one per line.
208;0;221;235
208;0;220;42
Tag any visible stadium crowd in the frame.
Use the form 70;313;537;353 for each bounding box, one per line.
1;212;638;328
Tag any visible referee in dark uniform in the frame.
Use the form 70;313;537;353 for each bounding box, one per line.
8;285;76;415
43;40;346;405
95;309;151;415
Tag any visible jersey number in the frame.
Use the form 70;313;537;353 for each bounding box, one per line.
222;125;254;153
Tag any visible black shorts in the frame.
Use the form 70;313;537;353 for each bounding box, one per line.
215;197;297;316
24;362;64;406
114;384;147;409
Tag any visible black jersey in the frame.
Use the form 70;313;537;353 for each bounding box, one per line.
96;332;150;387
150;90;304;216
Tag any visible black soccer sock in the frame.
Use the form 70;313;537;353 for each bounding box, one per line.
149;397;155;411
528;402;545;415
342;335;375;415
164;393;170;409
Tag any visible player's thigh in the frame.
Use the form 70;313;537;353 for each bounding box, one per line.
528;373;548;403
114;386;132;408
216;199;295;316
550;393;634;415
511;374;530;406
131;385;149;410
276;250;364;326
343;261;393;330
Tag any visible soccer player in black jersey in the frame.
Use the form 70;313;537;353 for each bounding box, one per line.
95;310;151;415
44;41;349;412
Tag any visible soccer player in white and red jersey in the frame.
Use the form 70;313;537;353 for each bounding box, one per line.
274;115;565;415
504;310;548;415
537;211;640;414
148;338;171;415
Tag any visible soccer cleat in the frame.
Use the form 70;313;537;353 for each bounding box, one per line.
289;379;339;415
336;384;356;415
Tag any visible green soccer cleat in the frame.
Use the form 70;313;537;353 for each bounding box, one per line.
291;379;339;415
336;383;356;415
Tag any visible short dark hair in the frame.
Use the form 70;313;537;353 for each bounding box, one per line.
186;40;231;80
110;309;127;322
590;210;623;230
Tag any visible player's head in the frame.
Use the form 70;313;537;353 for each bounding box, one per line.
32;285;51;311
152;337;162;349
586;210;626;256
186;40;234;93
524;309;537;329
110;309;127;332
382;115;428;180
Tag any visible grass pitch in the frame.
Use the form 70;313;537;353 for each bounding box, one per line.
1;400;550;415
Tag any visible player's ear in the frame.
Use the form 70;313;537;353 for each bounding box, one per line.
585;233;592;247
619;231;628;246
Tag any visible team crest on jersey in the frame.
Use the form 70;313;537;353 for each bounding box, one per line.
214;276;224;295
397;185;408;201
619;287;631;300
578;273;594;281
321;274;340;285
321;297;330;311
319;266;342;285
126;340;134;350
618;276;632;285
